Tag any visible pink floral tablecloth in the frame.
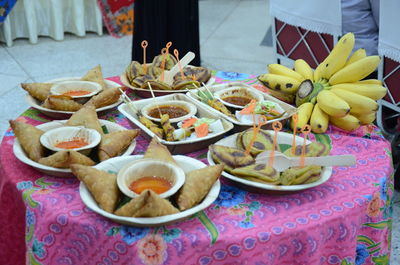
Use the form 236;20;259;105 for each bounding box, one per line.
0;72;395;265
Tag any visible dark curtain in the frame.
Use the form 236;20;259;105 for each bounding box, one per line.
132;0;201;66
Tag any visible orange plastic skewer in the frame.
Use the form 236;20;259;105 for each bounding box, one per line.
268;121;282;168
160;48;167;82
166;41;172;54
173;49;185;80
291;113;298;155
245;115;268;155
141;40;148;74
300;124;311;167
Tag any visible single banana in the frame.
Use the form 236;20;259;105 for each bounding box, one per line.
317;90;350;118
313;62;325;82
331;88;378;115
330;83;387;100
310;103;329;133
257;74;301;94
268;89;296;104
353;112;376;125
291;102;314;132
344;48;366;67
329;56;380;85
268;64;304;81
355;79;383;86
320;32;355;79
294;59;313;81
330;114;361;131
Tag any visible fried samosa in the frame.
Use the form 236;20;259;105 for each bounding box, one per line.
238;129;276;156
81;65;108;90
280;165;322;185
38;150;95;168
231;164;280;183
209;145;254;173
176;165;224;211
66;103;103;135
283;142;331;157
10;120;44;162
85;86;122;108
143;137;177;165
98;129;140;161
41;95;82;111
71;164;120;213
21;83;52;101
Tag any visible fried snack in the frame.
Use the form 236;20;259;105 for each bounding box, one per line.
283;142;331;157
85;86;122;108
71;164;120;213
114;191;148;217
147;65;163;78
173;66;211;84
238;129;276;156
241;176;281;185
209;145;255;173
98;129;140;161
176;165;224;211
232;164;280;183
141;80;171;90
38;150;95;168
172;79;200;90
66;103;103;135
160;114;175;141
126;61;145;82
81;65;108;90
152;53;177;70
144;137;176;164
207;99;236;120
139;115;164;138
134;190;179;217
21;83;52;101
131;75;154;87
41;95;82;111
280;165;322;185
9;120;44;162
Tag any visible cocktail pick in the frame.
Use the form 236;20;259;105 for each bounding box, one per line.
291;113;298;156
160;48;167;82
245;115;268;155
141;40;148;75
268;121;282;168
147;82;162;118
166;41;172;54
173;49;185;80
300;124;311;167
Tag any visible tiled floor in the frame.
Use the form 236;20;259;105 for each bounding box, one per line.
0;0;399;263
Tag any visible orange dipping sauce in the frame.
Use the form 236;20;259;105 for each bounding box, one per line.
129;176;172;195
62;90;91;97
55;137;89;149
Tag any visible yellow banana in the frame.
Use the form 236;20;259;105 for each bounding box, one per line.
310;103;329;133
344;48;366;67
268;89;295;104
330;83;387;100
353;112;376;125
330;114;361;131
268;64;304;81
294;59;313;81
291;102;314;132
317;90;350;118
257;74;301;94
313;63;324;82
329;56;380;85
319;32;355;79
331;88;378;115
355;79;383;86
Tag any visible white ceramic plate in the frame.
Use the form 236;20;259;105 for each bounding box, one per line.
25;77;123;119
207;131;333;191
13;120;137;177
79;155;221;227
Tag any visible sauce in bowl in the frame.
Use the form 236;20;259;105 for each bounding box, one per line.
129;176;172;194
148;105;188;119
221;96;252;106
62;90;92;97
54;137;89;149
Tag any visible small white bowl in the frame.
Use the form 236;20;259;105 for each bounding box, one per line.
40;126;101;155
50;81;102;102
214;87;264;109
142;100;197;123
117;158;185;199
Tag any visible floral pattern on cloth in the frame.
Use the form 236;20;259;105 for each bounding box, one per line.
97;0;134;37
0;73;395;265
0;0;16;23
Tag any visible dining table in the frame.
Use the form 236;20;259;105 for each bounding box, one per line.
0;71;395;265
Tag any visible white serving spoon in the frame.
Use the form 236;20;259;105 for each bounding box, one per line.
160;51;195;85
255;150;356;172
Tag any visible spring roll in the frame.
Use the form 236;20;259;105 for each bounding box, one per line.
98;129;140;161
66;103;103;135
9;120;45;162
38;150;95;168
85;86;122;108
21;83;52;102
176;165;224;211
81;65;108;90
71;164;120;213
41;95;82;111
143;137;177;165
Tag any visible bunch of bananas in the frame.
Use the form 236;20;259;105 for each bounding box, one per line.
258;32;387;133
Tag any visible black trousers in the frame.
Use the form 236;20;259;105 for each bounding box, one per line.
131;0;201;66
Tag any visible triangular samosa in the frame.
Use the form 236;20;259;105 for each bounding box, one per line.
38;150;95;168
41;95;82;111
114;192;148;217
98;129;140;161
85;86;122;108
231;163;280;182
133;190;179;217
10;120;44;162
66;103;103;134
176;165;224;211
21;83;52;101
81;65;107;90
209;145;254;173
143;137;176;164
71;164;120;213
